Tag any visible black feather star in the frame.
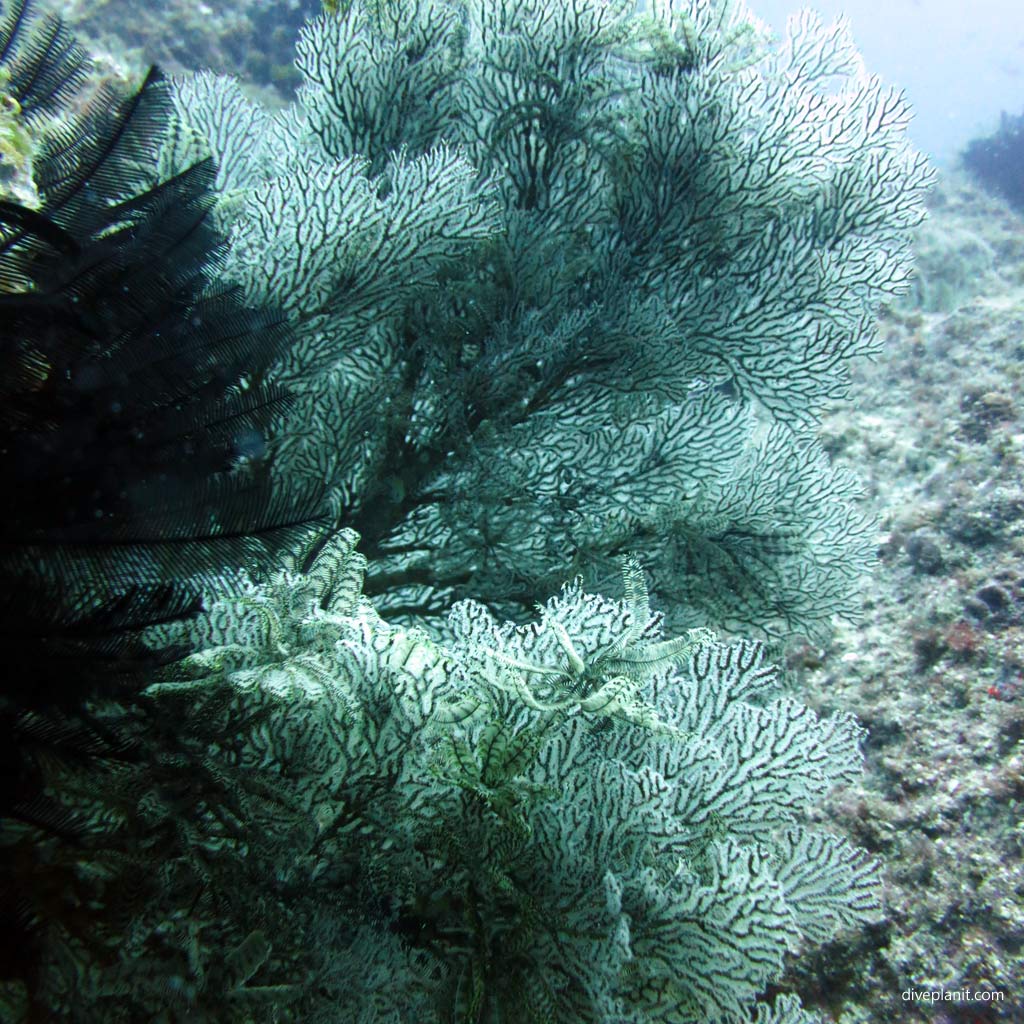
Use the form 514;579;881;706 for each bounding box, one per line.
0;4;328;711
0;3;328;1009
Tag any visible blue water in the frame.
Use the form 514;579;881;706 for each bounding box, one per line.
752;0;1024;166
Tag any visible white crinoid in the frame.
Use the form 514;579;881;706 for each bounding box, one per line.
453;558;714;724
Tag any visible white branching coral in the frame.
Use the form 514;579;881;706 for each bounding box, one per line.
167;0;933;639
128;541;880;1023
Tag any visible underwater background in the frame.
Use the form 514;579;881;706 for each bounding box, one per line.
2;0;1023;1022
54;0;1024;164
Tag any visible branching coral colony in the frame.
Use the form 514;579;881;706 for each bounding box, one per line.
169;0;932;641
0;0;932;1021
